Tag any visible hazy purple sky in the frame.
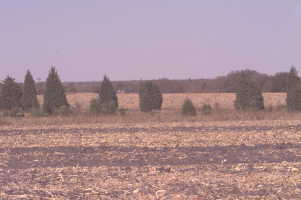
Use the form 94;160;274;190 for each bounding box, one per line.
1;1;301;82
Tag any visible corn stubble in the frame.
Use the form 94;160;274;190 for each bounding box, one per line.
1;92;300;199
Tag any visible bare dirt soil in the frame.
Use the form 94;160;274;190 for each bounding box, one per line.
1;122;301;199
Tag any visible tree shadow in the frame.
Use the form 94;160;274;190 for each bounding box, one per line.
4;143;301;169
1;124;301;136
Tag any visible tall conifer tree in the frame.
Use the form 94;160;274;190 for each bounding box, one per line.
286;66;301;111
98;76;118;109
43;67;69;114
0;76;23;110
22;70;39;111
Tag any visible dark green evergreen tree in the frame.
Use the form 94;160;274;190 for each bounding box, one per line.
234;72;264;110
151;83;163;110
43;67;69;114
0;76;23;110
89;76;118;114
99;76;118;108
91;76;119;114
139;81;163;112
181;98;197;116
286;66;301;111
22;70;39;111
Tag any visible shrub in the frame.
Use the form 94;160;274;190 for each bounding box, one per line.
234;72;264;110
7;107;24;117
89;98;117;115
43;67;69;114
30;107;45;117
53;105;73;116
139;81;163;112
286;67;301;112
0;76;23;111
201;104;212;115
181;98;197;116
100;101;118;114
118;107;127;116
89;98;102;114
22;70;39;111
72;102;84;114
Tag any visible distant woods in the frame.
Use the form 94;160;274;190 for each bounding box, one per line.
31;69;290;94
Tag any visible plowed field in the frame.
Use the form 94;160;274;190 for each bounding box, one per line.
1;120;301;199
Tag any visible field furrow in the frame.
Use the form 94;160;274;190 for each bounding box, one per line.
1;121;301;199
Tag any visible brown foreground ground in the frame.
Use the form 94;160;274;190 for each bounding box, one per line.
0;115;301;200
0;93;300;199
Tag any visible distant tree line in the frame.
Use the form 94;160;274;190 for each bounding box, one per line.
31;69;290;94
0;66;301;117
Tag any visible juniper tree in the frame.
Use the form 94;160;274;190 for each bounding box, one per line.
201;104;212;115
234;72;264;110
151;83;163;110
43;67;69;114
286;67;301;111
99;76;118;107
22;70;39;111
0;76;23;110
90;76;118;114
139;81;163;112
181;98;197;116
